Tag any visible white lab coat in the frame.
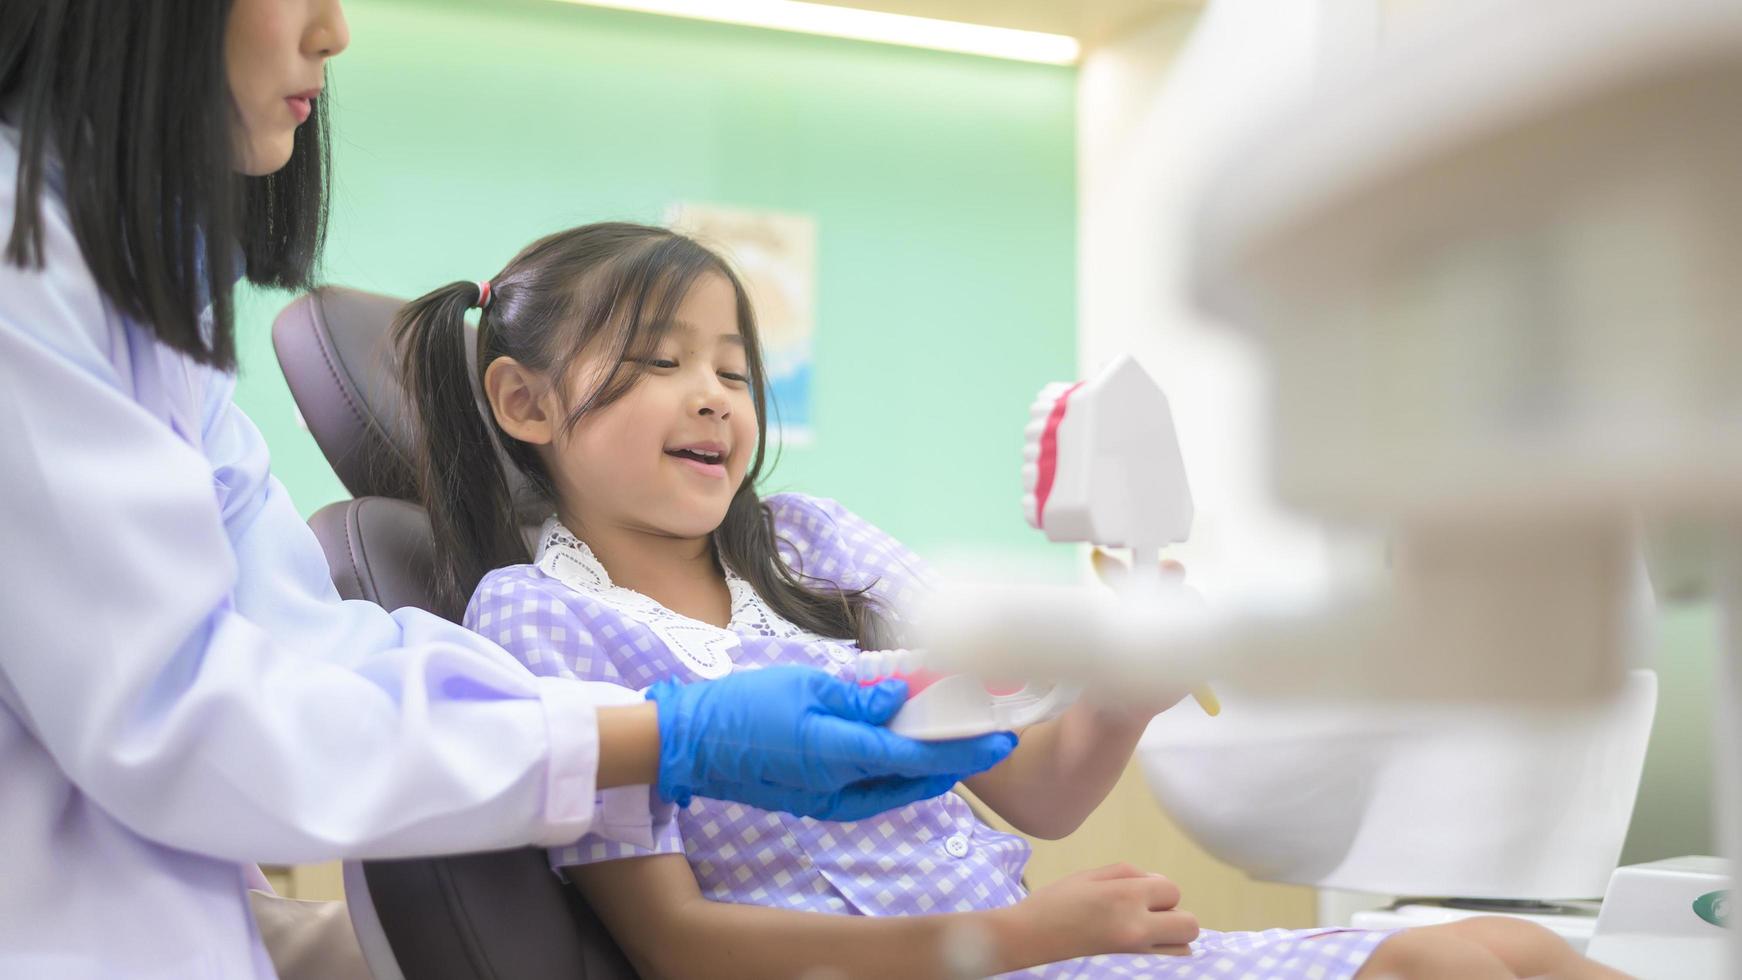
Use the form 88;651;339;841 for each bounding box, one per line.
0;127;665;977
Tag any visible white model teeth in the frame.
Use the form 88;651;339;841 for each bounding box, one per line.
1023;380;1072;532
861;649;922;679
1031;382;1071;416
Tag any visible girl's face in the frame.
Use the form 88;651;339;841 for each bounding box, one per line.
552;273;760;541
225;0;349;176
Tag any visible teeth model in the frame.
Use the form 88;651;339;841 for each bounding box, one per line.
1023;354;1193;553
855;649;1076;741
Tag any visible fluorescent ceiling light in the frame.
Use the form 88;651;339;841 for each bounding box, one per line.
551;0;1081;65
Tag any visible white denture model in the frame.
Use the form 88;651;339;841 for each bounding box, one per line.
871;354;1214;740
857;649;1075;741
1023;354;1194;580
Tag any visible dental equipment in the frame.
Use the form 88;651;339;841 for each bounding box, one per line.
915;0;1740;970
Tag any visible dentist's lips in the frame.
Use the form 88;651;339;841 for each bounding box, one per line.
665;443;728;478
287;90;319;123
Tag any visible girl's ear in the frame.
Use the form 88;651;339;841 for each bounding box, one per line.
484;357;558;446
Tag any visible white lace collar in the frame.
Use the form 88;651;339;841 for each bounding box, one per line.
533;518;807;678
534;517;758;612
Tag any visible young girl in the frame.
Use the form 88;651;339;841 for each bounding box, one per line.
397;222;1629;979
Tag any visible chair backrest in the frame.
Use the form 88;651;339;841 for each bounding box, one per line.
271;287;420;503
273;287;638;980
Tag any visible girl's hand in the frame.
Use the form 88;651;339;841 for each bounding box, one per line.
995;863;1198;966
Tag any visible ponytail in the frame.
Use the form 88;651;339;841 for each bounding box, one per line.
393;281;527;619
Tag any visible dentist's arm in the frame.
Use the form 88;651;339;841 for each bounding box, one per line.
595;702;662;788
0;297;622;861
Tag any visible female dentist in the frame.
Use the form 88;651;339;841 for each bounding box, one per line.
0;2;1015;977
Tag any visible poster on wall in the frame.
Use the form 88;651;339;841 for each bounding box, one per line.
667;202;816;445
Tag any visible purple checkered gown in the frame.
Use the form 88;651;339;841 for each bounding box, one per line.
465;494;1395;978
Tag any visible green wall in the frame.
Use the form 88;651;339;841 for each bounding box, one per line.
235;0;1078;574
1623;601;1719;865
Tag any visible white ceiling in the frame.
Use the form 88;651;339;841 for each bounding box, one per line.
802;1;1200;46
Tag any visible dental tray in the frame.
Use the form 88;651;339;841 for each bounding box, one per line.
858;649;1077;741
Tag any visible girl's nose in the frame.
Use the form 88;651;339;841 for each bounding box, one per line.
692;384;731;420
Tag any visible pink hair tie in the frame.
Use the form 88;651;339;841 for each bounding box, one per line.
475;280;493;310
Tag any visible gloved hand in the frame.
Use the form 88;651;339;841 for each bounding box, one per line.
645;665;1017;822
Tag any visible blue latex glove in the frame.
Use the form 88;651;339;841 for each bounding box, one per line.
645;665;1017;822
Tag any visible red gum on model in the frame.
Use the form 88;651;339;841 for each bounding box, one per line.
859;669;1025;698
1030;381;1084;531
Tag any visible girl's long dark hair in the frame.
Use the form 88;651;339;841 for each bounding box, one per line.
0;0;331;370
395;222;890;648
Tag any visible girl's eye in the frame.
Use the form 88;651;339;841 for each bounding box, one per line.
719;371;749;384
639;358;679;369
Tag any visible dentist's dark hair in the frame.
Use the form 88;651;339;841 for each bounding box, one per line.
394;222;892;647
0;0;332;370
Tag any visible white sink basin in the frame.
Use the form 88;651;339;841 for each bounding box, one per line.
1137;670;1657;900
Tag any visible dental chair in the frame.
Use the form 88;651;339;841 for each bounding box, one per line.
272;287;640;980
